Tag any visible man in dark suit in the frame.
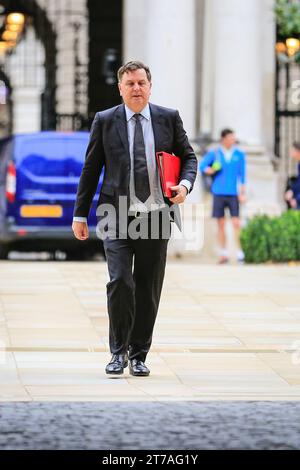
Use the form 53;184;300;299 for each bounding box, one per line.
72;61;197;377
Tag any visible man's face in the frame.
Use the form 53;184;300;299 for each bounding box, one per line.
291;146;300;162
118;68;152;112
222;133;236;149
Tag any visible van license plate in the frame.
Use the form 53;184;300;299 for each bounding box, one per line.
20;205;63;218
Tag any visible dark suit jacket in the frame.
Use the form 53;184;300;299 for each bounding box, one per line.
73;102;197;231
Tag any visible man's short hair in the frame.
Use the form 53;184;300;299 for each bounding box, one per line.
117;60;152;83
293;141;300;152
221;128;234;139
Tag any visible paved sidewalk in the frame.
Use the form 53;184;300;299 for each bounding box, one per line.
1;261;300;401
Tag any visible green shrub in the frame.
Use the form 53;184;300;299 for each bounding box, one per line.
275;0;300;38
240;210;300;263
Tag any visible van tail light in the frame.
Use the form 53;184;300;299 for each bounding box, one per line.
6;161;16;203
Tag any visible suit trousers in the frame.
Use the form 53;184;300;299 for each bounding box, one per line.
103;210;170;362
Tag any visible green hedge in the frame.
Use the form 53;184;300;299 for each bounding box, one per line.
240;210;300;263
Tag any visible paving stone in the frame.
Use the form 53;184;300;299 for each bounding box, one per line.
0;261;299;401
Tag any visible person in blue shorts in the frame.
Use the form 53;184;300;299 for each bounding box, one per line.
199;128;247;264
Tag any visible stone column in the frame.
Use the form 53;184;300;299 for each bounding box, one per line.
46;0;88;116
6;26;45;133
13;88;42;133
123;0;196;137
198;0;279;262
211;0;264;144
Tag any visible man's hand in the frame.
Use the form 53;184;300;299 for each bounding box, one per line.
169;185;188;204
72;221;89;240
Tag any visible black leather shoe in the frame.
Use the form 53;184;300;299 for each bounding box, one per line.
129;359;150;377
105;354;128;375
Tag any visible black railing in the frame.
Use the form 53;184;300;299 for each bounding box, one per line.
275;32;300;159
275;111;300;166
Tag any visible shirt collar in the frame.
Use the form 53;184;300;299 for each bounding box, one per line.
125;103;150;122
220;145;236;155
220;145;234;155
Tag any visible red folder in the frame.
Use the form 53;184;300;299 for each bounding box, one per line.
156;151;181;198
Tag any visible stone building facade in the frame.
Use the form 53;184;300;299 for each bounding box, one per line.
1;0;293;257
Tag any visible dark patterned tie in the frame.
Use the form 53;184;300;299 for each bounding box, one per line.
133;113;151;202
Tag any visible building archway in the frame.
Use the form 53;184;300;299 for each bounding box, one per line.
1;0;56;130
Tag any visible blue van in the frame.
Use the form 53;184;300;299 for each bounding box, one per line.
0;131;103;259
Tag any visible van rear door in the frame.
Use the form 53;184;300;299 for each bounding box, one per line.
13;132;102;227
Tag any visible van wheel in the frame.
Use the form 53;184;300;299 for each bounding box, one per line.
0;244;9;260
